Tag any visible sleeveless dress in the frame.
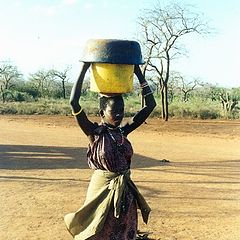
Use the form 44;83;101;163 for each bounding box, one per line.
64;123;150;240
87;124;137;240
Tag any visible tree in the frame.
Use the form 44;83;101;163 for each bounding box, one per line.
176;75;201;102
168;71;182;102
49;66;71;99
219;88;239;117
0;62;23;102
138;1;209;120
29;69;57;98
201;85;239;118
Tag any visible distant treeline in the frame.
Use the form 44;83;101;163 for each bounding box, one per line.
0;62;239;119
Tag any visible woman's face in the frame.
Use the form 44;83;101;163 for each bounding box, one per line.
102;98;124;127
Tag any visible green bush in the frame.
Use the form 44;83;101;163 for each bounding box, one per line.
0;99;70;115
169;98;223;119
0;93;239;119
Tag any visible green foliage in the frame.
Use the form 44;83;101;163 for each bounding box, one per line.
0;99;70;115
1;92;240;119
1;62;240;119
12;91;34;102
123;93;141;117
0;94;141;116
169;98;222;119
20;82;42;99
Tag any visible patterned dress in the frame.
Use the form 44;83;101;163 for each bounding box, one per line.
86;123;137;240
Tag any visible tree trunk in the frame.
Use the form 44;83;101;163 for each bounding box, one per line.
62;80;66;99
1;86;5;103
158;78;165;119
2;92;5;103
164;84;169;121
160;86;165;119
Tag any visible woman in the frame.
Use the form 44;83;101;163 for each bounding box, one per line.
64;62;156;240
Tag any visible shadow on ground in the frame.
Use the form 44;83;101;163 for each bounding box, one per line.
0;144;165;170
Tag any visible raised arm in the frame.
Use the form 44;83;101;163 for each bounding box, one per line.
123;65;156;135
70;62;96;138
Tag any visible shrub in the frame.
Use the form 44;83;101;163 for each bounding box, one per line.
0;93;238;119
169;98;222;119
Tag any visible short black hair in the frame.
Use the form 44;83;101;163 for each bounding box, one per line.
99;95;124;110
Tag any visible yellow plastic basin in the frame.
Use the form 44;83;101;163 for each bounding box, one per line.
90;63;134;93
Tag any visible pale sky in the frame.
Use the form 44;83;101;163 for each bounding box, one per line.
0;0;240;87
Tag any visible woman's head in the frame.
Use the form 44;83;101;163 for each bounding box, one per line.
99;95;124;128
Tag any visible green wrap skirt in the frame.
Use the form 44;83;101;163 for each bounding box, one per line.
64;169;151;239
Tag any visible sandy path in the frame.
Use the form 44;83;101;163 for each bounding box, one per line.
0;115;240;240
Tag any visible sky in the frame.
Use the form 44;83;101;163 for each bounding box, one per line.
0;0;240;87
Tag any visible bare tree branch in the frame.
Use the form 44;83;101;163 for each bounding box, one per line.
137;1;210;120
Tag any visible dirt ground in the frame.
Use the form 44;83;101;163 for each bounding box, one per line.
0;115;240;240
